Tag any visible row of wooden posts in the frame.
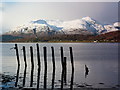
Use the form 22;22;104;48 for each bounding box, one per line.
14;44;74;90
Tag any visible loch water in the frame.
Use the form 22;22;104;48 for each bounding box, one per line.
0;43;119;88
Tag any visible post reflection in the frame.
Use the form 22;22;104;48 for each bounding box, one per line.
85;65;89;78
15;65;20;87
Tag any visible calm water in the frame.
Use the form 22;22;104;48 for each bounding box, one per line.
0;43;119;88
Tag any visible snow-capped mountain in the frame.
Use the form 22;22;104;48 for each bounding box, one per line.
7;17;119;35
104;22;120;33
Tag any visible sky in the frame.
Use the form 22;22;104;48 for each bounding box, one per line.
0;1;119;34
1;0;120;2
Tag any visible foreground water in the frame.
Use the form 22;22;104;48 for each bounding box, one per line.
0;43;119;88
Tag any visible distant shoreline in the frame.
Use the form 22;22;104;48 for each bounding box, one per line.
0;41;119;43
1;31;119;43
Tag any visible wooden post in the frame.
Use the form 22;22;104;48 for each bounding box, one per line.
30;46;34;87
23;46;27;87
15;44;20;66
60;47;64;68
36;44;40;66
69;47;74;90
63;57;67;84
51;46;55;89
23;46;27;67
43;46;47;89
70;47;74;69
14;44;20;87
36;44;41;90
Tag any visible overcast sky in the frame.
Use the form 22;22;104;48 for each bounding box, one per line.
0;1;119;34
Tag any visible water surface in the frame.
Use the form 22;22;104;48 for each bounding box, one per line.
1;43;119;88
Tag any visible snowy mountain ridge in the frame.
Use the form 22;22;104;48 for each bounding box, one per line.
7;16;119;35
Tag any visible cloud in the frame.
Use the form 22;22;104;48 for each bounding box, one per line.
0;3;2;8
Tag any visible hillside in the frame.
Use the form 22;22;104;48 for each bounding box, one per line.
1;31;119;42
89;31;120;42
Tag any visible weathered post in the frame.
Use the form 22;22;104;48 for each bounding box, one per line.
36;44;41;90
30;46;34;87
43;46;47;89
15;44;20;66
51;46;55;89
60;47;64;68
23;46;27;67
23;46;27;87
14;44;20;87
69;47;74;90
36;44;40;66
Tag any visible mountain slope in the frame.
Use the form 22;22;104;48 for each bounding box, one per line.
5;17;119;36
89;30;120;42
